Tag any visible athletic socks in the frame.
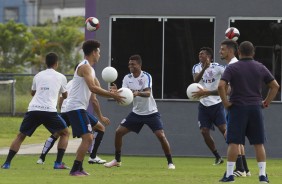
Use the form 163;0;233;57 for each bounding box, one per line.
90;130;104;159
5;149;17;163
165;154;173;164
40;135;57;161
55;148;66;163
212;150;221;159
235;155;245;171
242;155;249;172
115;151;121;162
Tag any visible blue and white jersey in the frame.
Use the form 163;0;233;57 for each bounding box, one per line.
28;69;67;112
192;62;225;106
66;60;95;111
122;71;158;115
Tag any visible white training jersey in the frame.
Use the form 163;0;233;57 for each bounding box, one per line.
66;60;95;111
192;62;225;106
60;80;73;113
229;57;238;65
122;71;158;115
28;69;67;112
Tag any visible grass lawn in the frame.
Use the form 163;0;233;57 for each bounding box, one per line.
0;155;281;184
1;117;281;183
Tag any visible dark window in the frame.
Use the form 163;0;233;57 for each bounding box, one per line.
230;19;282;101
4;7;19;22
110;17;214;100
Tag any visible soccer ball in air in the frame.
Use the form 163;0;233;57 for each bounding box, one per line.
225;27;240;41
186;83;203;100
117;87;133;106
85;17;100;31
101;66;118;83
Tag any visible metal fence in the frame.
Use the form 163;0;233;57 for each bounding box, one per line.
0;73;73;116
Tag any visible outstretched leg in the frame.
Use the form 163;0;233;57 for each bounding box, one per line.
104;125;130;168
1;132;26;169
154;129;175;169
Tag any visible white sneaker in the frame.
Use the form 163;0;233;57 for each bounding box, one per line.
246;171;251;176
168;163;175;169
104;159;121;168
36;158;44;164
88;156;106;164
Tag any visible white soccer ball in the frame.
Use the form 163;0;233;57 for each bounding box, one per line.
225;27;240;41
85;17;100;32
117;87;133;106
101;66;118;83
186;83;203;100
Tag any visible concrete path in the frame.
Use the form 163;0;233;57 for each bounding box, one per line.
0;139;81;155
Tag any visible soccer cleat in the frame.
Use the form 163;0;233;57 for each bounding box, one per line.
259;174;269;183
219;172;235;182
80;170;90;176
53;162;70;169
1;162;10;169
246;171;251;176
36;158;44;164
104;159;121;168
168;163;176;169
88;156;106;164
233;170;246;177
213;157;224;165
69;171;87;176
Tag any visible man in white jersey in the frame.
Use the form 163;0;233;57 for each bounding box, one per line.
191;47;226;165
219;39;251;177
1;53;69;169
66;40;124;176
104;54;175;170
36;66;108;165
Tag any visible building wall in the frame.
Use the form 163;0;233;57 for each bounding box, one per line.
0;0;28;25
86;0;282;158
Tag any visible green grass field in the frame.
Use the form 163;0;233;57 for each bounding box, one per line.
0;117;281;183
0;155;282;184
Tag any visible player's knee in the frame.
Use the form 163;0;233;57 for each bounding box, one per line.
200;128;210;136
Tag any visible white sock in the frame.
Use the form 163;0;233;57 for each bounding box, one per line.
258;162;266;176
226;162;235;177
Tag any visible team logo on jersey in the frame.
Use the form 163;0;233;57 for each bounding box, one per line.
87;124;92;132
138;79;143;86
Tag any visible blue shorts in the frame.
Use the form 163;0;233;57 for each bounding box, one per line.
121;112;164;133
67;109;98;138
198;102;226;130
226;105;266;145
20;111;67;136
60;112;71;127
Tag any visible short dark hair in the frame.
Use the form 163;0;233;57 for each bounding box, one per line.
239;41;255;56
82;40;101;56
221;39;238;54
45;52;58;68
129;54;142;65
200;47;213;60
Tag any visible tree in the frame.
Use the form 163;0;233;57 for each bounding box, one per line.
0;20;35;73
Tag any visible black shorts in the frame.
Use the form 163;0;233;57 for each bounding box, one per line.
20;111;67;136
226;105;266;145
198;102;226;130
67;109;98;138
120;112;164;133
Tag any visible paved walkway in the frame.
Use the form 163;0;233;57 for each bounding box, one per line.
0;139;81;155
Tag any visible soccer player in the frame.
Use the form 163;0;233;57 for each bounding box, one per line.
1;52;69;169
37;68;109;165
218;41;279;183
104;54;175;170
219;39;251;177
66;39;124;176
191;47;226;165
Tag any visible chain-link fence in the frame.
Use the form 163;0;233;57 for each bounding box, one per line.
0;74;72;116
